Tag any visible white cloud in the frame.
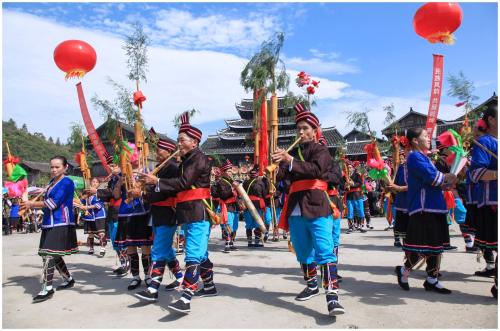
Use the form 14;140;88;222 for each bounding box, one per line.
283;55;360;76
150;9;282;51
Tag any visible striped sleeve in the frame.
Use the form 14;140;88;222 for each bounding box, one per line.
44;178;75;210
469;138;491;183
44;198;57;210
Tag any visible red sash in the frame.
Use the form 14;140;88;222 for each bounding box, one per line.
278;180;328;231
151;197;176;207
443;190;456;210
347;187;361;194
248;195;265;210
176;188;211;204
328;188;339;197
219;196;237;224
109;198;122;207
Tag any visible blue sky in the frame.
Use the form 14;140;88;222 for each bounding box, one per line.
3;2;498;143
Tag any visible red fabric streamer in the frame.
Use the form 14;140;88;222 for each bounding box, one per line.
76;82;110;174
425;54;444;137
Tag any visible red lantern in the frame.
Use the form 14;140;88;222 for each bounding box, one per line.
54;40;97;79
413;2;463;45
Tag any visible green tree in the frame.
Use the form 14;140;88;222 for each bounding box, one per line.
345;108;376;138
21;124;28;132
447;71;481;121
123;22;149;84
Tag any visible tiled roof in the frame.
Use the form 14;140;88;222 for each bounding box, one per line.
345;140;391;156
201;127;345;155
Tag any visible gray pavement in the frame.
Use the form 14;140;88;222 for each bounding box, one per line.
2;217;498;328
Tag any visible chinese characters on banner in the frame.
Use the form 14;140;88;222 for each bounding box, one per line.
425;54;444;137
76;82;111;174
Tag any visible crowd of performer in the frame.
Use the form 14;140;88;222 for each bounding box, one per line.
17;100;497;317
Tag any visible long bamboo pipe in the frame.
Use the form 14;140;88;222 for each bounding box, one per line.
265;136;302;174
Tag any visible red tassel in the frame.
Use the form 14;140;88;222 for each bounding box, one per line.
133;91;146;108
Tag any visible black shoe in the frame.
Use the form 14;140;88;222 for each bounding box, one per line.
33;289;54;303
112;267;122;274
135;289;158;302
491;285;497;299
88;249;94;255
474;268;496;278
337;274;343;283
263;233;269;243
248;243;255;248
145;277;152;287
222;246;230;253
394;241;402;247
229;245;238;251
395;266;410;291
56;278;75;291
327;299;345;316
168;299;190;314
195;287;218;298
283;234;288;240
465;246;480;253
165;280;180;291
367;224;374;230
115;268;128;278
444;245;458;251
254;242;264;248
423;280;452;294
345;228;353;234
295;287;320;301
99;248;106;257
128;278;142;291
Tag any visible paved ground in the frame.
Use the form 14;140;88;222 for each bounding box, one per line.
2;217;498;329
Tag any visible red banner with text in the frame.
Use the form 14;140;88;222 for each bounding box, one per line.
76;82;110;174
425;54;444;138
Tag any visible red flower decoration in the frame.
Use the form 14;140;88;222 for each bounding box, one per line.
311;80;320;87
296;71;311;87
399;136;409;148
306;86;316;95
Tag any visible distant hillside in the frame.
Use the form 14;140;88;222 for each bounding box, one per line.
2;119;75;163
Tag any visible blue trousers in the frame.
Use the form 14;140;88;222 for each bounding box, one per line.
289;215;336;264
151;224;177;262
264;207;272;226
347;199;365;219
244;210;263;229
332;216;341;248
182;221;210;264
108;219;119;251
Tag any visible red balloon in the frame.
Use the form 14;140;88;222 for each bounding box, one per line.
413;2;463;45
54;40;97;79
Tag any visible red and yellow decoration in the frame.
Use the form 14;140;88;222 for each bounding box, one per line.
413;2;463;45
54;40;97;80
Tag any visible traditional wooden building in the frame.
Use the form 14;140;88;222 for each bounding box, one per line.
343;129;390;161
200;97;345;165
381;107;447;139
21;160;80;185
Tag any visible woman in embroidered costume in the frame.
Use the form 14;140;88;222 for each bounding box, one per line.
81;178;107;257
395;128;457;294
21;156;78;303
468;103;498;298
113;159;153;291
